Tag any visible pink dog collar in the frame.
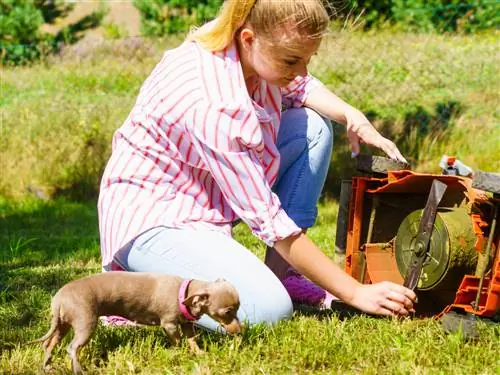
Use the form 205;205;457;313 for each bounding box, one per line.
178;279;198;321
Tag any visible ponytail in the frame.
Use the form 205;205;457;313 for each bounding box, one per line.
188;1;329;53
189;0;257;51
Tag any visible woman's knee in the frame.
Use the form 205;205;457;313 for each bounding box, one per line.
304;108;333;150
281;107;333;148
239;282;293;326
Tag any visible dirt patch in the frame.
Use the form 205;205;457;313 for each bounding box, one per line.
41;1;141;37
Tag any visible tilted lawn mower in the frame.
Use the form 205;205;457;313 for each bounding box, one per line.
335;155;499;335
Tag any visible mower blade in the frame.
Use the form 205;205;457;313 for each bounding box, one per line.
404;179;448;290
404;255;426;291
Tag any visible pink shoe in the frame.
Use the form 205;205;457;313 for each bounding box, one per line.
282;269;339;310
101;315;138;327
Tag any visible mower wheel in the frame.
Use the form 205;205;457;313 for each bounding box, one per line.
356;154;411;175
472;171;500;194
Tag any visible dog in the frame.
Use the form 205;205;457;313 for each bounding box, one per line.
27;272;241;374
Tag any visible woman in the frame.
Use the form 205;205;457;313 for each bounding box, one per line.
98;0;416;330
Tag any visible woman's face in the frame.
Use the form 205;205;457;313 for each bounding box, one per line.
240;28;321;87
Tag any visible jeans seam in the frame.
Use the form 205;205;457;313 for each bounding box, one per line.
285;154;307;216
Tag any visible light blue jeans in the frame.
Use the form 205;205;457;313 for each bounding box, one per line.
113;108;333;331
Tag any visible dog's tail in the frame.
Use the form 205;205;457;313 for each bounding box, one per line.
24;297;61;346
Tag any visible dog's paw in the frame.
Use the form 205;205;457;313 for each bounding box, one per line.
187;340;205;356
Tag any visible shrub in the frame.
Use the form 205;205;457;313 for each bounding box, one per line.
133;0;222;36
0;0;106;66
391;0;500;32
329;0;499;32
0;0;52;65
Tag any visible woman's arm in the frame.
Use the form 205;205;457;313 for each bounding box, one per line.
274;233;417;316
304;85;407;163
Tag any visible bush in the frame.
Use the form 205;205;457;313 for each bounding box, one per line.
0;0;52;65
0;0;106;66
330;0;499;32
133;0;222;36
391;0;500;32
132;0;497;36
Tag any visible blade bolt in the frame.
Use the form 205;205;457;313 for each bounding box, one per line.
414;242;426;256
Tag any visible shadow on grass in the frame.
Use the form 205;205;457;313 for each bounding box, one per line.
294;301;368;321
53;8;107;49
0;197;100;303
0;199;101;351
0;198;99;268
323;100;462;199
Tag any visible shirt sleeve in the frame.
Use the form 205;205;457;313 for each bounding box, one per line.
187;101;301;246
281;73;324;109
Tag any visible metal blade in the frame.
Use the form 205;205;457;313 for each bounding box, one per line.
404;179;448;290
404;255;426;291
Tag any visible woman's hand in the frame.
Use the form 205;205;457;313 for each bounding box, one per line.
345;108;408;163
349;281;417;317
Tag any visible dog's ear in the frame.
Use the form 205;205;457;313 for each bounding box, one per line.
184;293;209;310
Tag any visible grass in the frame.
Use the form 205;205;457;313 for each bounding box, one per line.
0;31;499;200
0;198;499;374
1;29;499;374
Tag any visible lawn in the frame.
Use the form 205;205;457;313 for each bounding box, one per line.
1;31;499;200
0;198;498;374
1;29;499;374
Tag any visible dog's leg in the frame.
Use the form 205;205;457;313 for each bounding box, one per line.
181;323;203;355
43;323;70;370
67;318;97;374
161;322;181;347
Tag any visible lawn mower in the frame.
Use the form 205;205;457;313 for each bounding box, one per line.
335;155;499;336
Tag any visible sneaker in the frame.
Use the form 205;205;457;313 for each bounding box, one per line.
281;269;339;310
100;315;138;327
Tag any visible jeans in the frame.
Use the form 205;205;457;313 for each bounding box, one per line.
113;107;333;331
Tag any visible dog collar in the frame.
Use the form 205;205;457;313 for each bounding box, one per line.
178;279;198;321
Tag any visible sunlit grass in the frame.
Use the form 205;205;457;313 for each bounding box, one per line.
1;31;498;200
0;199;498;374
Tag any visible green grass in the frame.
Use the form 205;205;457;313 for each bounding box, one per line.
0;198;499;374
1;31;499;200
1;30;499;374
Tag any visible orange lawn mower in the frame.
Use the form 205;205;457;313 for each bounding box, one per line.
334;155;500;337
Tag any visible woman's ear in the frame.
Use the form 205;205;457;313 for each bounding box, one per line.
238;27;256;51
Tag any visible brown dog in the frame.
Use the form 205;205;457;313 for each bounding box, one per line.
28;272;241;374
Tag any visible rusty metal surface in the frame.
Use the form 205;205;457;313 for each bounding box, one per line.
396;206;477;290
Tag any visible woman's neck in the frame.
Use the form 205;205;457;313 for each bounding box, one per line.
236;38;258;95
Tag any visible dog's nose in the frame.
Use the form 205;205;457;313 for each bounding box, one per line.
224;319;242;334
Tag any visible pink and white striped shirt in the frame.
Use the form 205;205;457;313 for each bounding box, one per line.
98;38;323;268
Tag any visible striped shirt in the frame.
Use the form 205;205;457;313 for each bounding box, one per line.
98;39;323;268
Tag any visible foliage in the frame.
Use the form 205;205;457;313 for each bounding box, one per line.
0;0;49;65
133;0;222;36
391;0;500;32
330;0;499;32
0;0;106;66
132;0;499;36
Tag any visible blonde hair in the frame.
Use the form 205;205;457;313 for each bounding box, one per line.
190;0;330;51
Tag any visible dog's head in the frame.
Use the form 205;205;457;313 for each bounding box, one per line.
183;278;241;334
